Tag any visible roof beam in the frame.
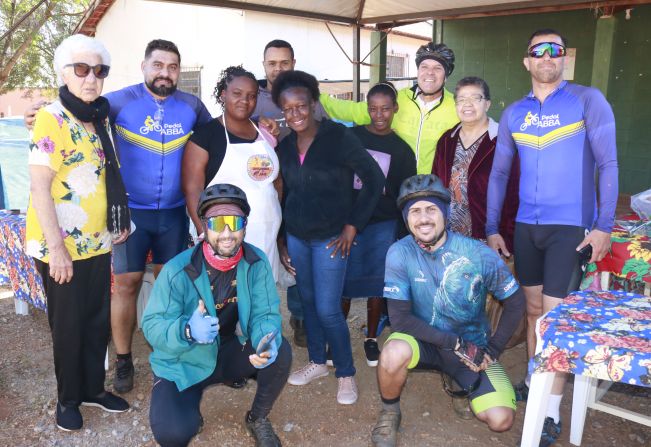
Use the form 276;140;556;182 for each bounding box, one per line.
355;0;366;23
154;0;356;24
362;0;651;25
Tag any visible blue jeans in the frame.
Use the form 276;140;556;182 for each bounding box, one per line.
287;233;355;378
286;285;304;320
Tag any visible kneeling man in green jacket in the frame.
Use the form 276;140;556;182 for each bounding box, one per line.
142;183;291;447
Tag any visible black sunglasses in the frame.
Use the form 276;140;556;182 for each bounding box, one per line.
65;62;110;79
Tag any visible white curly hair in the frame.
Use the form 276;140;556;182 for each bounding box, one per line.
53;34;111;86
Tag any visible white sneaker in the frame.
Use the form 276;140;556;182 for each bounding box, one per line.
287;362;329;385
337;376;358;405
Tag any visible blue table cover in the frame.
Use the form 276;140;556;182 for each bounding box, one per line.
531;290;651;387
0;210;46;310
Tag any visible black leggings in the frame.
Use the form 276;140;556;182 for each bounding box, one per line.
35;254;111;406
150;336;292;447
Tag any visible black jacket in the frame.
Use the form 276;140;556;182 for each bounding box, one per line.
278;119;384;240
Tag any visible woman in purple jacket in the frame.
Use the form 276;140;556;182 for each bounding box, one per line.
432;77;519;253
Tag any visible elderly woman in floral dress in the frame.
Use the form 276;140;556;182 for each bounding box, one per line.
26;34;130;432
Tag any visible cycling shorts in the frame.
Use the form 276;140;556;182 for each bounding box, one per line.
513;223;587;298
386;332;516;413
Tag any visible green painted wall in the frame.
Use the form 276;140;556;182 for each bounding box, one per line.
441;6;651;194
607;7;651;194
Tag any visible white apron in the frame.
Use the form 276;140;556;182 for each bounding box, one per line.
207;115;282;282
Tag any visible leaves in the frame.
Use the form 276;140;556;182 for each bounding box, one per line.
0;0;90;92
621;258;651;280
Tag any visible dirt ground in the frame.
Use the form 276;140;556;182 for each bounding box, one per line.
1;288;650;447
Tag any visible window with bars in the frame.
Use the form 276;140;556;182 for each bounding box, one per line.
178;66;202;97
387;53;407;78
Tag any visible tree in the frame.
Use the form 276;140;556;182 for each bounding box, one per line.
0;0;89;93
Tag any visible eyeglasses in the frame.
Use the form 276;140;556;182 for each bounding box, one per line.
281;103;310;116
454;94;485;105
204;215;247;232
64;63;110;79
527;42;566;59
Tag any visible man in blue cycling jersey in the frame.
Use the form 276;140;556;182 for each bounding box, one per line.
371;175;525;447
106;39;212;394
486;28;618;446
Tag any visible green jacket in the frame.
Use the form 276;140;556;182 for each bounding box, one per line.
319;86;459;174
141;243;282;391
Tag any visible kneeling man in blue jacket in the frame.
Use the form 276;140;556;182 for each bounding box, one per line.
142;183;291;447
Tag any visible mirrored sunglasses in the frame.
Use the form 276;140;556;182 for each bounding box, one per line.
205;215;247;232
65;62;111;79
527;42;566;59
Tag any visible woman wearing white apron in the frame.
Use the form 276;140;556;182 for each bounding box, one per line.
183;66;282;281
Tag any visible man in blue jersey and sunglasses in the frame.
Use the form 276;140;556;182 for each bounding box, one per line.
486;29;618;446
142;183;290;447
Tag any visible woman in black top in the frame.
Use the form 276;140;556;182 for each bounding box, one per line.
274;70;383;405
341;83;417;367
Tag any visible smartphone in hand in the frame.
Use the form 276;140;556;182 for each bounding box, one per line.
256;328;280;355
454;340;485;368
578;244;593;265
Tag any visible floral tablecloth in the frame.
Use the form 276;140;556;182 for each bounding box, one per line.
0;210;46;310
530;290;651;387
582;216;651;291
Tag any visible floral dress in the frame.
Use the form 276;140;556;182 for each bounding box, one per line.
25;101;112;262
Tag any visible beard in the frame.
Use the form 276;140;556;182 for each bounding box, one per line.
146;77;177;97
409;222;446;249
209;237;242;258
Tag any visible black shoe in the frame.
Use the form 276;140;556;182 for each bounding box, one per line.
290;317;307;348
326;346;333;367
539;417;561;447
364;339;380;367
114;357;135;394
82;391;130;413
514;380;529;402
224;378;248;389
245;411;282;447
56;402;82;431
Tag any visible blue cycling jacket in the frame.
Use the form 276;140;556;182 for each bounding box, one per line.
106;84;211;209
487;81;618;234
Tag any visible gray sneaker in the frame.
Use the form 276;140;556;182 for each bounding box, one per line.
336;376;358;405
371;409;401;447
287;362;329;386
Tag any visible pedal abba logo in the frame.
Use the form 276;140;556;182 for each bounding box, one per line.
519;111;561;131
139;115;185;136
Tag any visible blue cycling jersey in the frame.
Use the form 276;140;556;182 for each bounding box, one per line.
106;83;211;209
487;81;618;234
383;232;518;347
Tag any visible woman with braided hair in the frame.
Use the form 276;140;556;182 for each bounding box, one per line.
182;65;282;282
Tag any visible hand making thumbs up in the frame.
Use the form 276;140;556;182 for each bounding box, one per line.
186;299;219;344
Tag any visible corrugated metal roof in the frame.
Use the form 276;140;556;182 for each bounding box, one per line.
76;0;649;35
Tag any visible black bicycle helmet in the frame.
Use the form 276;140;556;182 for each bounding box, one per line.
197;183;250;218
415;42;455;77
396;174;451;211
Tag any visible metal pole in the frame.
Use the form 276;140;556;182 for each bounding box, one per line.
353;24;361;101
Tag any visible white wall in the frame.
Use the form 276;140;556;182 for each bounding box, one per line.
95;0;429;116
